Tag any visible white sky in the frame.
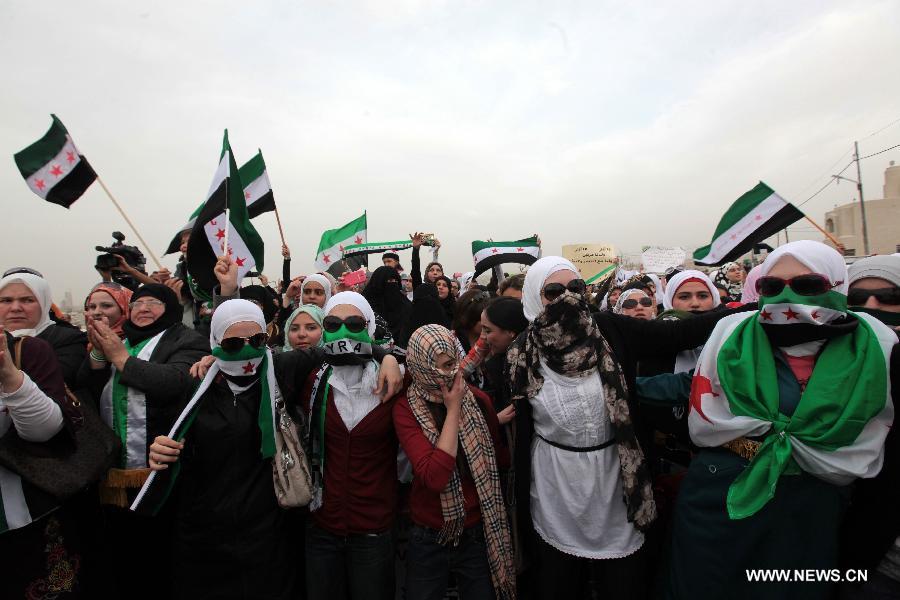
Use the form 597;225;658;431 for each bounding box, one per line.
2;0;899;303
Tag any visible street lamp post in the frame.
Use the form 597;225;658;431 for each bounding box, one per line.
832;140;870;255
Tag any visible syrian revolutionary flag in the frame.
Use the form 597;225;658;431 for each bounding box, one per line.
585;264;617;284
693;182;803;266
315;213;367;272
342;240;415;260
186;130;265;299
164;150;275;255
472;236;541;277
688;310;895;520
14;115;97;208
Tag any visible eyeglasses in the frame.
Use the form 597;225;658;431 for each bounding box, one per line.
621;297;654;310
219;332;268;353
755;274;840;298
847;287;900;306
542;279;586;302
322;315;368;333
129;299;165;310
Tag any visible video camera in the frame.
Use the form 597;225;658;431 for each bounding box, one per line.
95;231;147;290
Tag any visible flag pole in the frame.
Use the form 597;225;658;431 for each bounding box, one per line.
94;175;164;271
804;215;844;252
223;208;230;258
273;206;287;246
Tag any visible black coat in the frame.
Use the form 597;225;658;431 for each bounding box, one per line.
78;323;210;463
171;348;324;600
38;323;87;389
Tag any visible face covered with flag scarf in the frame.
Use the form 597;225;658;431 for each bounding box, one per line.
210;299;268;380
757;240;848;329
321;292;377;366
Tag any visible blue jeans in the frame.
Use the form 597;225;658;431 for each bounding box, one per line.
305;523;395;600
405;523;495;600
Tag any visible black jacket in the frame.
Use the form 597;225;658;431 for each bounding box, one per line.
78;323;210;463
37;324;87;389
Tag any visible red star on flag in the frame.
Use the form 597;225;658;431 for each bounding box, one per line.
689;375;718;424
755;215;763;221
35;179;46;191
50;165;63;177
355;236;363;244
215;229;225;240
211;219;217;225
491;248;499;254
323;254;331;264
517;247;524;252
242;362;256;374
235;257;246;267
339;244;345;252
66;151;76;164
730;234;738;240
811;310;820;320
760;310;773;321
244;191;251;200
782;307;799;320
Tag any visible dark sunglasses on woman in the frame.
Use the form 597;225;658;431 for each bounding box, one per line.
542;279;587;302
621;297;654;310
847;287;900;306
219;332;269;353
755;274;840;298
322;315;368;333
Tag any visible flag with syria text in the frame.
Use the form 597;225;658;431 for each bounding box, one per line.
14;115;97;208
186;130;265;299
165;150;275;255
472;236;541;277
693;182;803;266
315;213;367;272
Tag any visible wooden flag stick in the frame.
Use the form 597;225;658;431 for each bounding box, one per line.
803;215;844;251
94;175;164;271
273;206;287;246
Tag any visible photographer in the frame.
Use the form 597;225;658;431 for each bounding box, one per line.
95;232;156;292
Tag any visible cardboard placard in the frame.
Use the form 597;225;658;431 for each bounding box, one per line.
641;246;686;274
561;244;617;281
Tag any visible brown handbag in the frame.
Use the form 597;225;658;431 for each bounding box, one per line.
271;387;312;508
0;337;121;500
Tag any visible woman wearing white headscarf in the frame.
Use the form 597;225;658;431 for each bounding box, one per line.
510;257;749;599
665;240;898;600
145;298;402;600
303;291;405;600
0;272;87;386
300;274;333;308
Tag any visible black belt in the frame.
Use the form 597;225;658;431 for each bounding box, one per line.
536;433;616;453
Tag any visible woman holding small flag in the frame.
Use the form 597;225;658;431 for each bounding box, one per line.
665;240;898;600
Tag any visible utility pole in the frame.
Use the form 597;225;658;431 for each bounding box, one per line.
854;141;870;255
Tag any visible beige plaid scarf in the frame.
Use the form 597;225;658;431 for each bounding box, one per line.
406;324;516;600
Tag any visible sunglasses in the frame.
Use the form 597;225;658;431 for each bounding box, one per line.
219;332;268;353
847;287;900;306
322;315;368;333
621;297;654;310
542;279;587;302
755;274;840;298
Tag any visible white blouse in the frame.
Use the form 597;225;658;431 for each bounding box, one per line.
329;363;380;431
529;360;643;559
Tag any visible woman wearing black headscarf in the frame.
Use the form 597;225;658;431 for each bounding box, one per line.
363;266;412;341
79;283;209;596
435;275;456;323
397;283;450;349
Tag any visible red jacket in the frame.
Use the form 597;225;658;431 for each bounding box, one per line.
393;385;509;531
303;369;398;535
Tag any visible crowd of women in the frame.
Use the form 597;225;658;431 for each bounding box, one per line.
0;233;898;600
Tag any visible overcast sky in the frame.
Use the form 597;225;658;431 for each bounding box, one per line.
2;0;899;302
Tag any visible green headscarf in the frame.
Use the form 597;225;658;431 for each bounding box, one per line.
283;304;325;351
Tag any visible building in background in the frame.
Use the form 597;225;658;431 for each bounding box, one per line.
823;162;900;256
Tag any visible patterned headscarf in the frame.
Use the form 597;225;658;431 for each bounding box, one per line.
714;261;744;300
86;282;134;338
506;292;657;531
406;324;515;600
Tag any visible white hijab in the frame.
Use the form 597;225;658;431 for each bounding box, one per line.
522;256;580;322
0;273;54;337
324;291;377;337
663;270;721;311
613;288;649;314
760;240;849;295
210;299;266;347
301;274;333;306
